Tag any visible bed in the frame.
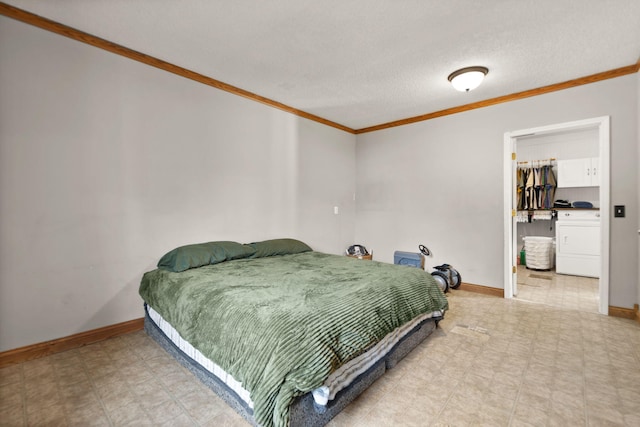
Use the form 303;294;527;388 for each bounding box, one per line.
139;239;448;427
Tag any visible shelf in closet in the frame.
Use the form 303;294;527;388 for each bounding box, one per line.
518;208;599;212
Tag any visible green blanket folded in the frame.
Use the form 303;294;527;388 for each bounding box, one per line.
139;251;448;427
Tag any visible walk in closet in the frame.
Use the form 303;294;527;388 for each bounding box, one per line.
512;123;604;313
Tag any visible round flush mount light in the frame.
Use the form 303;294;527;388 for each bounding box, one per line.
447;66;489;92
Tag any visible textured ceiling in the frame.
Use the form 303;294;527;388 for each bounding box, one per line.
4;0;640;130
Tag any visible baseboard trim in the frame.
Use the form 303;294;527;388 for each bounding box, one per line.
456;282;503;297
0;318;144;368
608;305;637;320
456;284;640;322
1;300;635;367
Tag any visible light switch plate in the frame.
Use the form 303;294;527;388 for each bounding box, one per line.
614;205;625;218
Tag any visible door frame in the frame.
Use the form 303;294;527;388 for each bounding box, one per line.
503;116;610;315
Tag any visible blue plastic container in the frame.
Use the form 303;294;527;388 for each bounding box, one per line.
393;251;424;269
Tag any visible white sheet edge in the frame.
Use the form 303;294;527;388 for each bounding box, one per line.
147;306;254;408
320;310;439;402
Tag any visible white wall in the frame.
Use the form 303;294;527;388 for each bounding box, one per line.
356;75;638;309
0;17;356;351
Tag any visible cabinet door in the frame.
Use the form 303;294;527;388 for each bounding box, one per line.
557;158;599;187
589;157;600;186
558;158;590;187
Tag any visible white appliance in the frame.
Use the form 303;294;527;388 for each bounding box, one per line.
555;210;600;277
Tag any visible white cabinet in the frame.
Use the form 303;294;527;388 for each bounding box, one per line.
557;157;599;187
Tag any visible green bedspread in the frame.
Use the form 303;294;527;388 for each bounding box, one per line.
139;251;448;427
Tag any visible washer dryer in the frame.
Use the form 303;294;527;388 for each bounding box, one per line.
555;210;600;277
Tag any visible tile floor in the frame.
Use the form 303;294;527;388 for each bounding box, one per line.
1;290;639;426
515;265;599;313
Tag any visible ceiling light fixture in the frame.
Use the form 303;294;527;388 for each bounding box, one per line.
447;66;489;92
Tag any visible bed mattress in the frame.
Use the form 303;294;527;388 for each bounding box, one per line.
144;304;440;427
146;303;441;410
139;250;448;426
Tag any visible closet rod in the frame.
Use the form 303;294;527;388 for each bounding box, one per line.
517;157;556;165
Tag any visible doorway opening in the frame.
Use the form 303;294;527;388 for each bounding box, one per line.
503;117;610;315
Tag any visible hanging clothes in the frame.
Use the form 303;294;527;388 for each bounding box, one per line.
516;167;527;210
541;165;557;209
516;161;557;210
525;166;536;210
533;165;541;209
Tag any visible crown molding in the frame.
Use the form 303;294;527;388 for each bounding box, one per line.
0;2;356;134
355;64;639;134
1;2;638;136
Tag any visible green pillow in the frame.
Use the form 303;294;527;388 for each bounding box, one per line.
157;242;227;272
249;238;312;258
214;241;256;260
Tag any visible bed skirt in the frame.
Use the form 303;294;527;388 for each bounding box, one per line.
144;306;440;426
